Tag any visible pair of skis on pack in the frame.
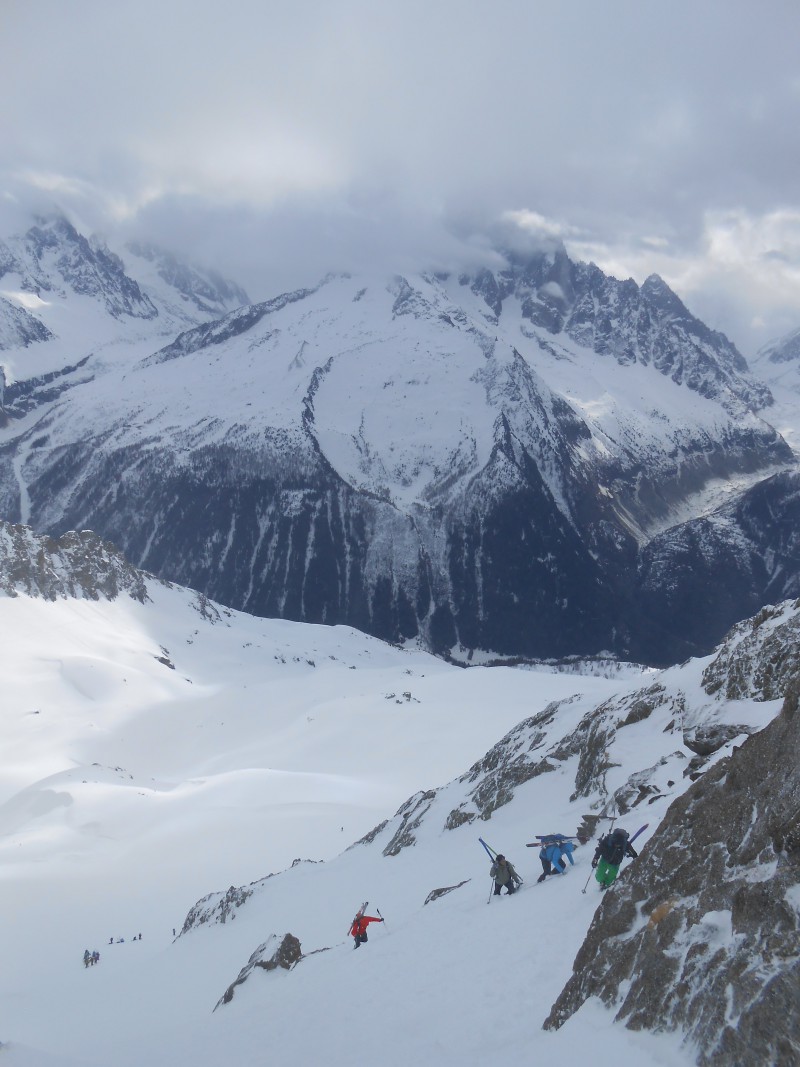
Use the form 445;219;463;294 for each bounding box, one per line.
481;824;649;892
526;825;648;849
480;836;524;902
348;900;386;934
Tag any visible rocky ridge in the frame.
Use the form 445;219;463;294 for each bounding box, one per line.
544;669;800;1066
0;519;150;602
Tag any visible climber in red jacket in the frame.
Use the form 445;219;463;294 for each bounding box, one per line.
350;912;383;949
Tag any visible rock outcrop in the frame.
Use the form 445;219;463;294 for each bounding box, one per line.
215;933;303;1009
544;677;800;1066
0;521;149;602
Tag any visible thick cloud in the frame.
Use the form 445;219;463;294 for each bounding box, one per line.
2;0;799;353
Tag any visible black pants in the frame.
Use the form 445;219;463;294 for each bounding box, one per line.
353;933;368;948
494;882;515;895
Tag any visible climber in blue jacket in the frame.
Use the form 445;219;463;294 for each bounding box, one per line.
537;838;576;882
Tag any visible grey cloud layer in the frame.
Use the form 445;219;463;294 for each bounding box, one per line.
2;0;800;353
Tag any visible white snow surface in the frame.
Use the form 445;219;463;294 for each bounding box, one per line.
0;581;782;1066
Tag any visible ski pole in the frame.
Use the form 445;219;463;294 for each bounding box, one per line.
377;908;386;927
581;869;593;894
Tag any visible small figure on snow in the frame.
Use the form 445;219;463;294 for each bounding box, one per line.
537;838;576;882
83;949;91;969
350;912;383;948
592;827;638;888
490;854;522;896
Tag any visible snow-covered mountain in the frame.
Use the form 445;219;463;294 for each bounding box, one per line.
0;215;797;665
750;324;800;455
1;519;796;1065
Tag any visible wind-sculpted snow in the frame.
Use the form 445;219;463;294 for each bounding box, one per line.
0;218;796;665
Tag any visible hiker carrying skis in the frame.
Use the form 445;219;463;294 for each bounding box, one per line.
350;912;383;948
490;854;521;896
537;838;576;882
592;827;638;888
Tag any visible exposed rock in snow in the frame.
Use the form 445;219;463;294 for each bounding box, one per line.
544;674;800;1066
215;933;304;1008
0;520;149;601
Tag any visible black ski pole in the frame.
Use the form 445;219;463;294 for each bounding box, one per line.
581;868;594;894
376;908;386;927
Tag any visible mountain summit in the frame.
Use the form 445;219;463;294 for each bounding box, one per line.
0;220;796;664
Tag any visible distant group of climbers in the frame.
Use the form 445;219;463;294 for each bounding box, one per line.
84;934;144;967
107;933;142;945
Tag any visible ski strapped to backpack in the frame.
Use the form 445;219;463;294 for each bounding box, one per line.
478;837;498;861
580;823;649;894
348;901;368;935
479;837;524;892
629;823;649;846
525;833;578;847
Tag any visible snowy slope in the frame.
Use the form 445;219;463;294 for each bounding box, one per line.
0;549;793;1065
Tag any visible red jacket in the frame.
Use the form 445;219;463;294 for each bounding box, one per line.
350;914;381;937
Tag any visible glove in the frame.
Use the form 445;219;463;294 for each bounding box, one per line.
591;858;598;868
380;918;384;922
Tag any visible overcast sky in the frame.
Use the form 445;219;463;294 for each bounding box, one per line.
2;0;799;355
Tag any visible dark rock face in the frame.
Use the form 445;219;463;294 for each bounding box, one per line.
181;884;254;933
544;678;800;1066
215;933;303;1008
489;252;772;413
632;472;800;664
701;599;800;701
0;520;149;602
424;881;471;905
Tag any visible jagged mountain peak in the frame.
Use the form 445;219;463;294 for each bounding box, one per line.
0;226;796;665
126;239;250;317
0;212;157;322
757;324;800;366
